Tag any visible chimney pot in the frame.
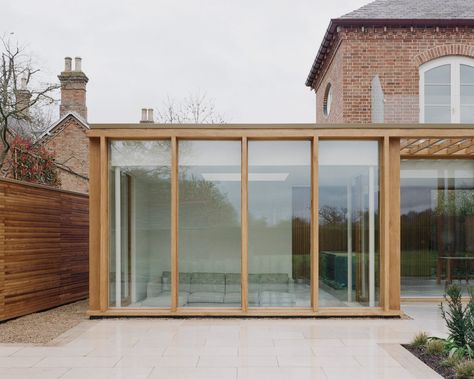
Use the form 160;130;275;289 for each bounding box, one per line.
147;108;154;122
65;57;72;71
141;108;148;122
74;57;82;72
20;77;27;90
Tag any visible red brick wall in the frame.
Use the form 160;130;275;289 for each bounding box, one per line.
40;116;89;193
313;26;474;124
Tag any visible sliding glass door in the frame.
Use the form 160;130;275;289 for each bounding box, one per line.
178;141;241;307
248;141;311;307
318;141;380;307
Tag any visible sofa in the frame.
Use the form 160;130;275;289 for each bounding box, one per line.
138;271;295;307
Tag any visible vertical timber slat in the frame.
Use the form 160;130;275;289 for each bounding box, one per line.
381;137;390;311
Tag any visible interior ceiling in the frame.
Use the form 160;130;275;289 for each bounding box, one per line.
400;138;474;157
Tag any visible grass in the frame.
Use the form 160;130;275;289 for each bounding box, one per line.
410;332;429;347
455;360;474;379
426;339;445;355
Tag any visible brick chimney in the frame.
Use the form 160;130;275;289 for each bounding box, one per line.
15;77;32;119
139;108;154;123
58;57;88;120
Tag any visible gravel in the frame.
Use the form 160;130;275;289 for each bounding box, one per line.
0;300;88;344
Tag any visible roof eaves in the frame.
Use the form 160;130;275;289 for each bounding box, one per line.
305;17;474;89
38;112;89;140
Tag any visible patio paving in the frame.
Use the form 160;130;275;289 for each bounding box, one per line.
0;303;446;378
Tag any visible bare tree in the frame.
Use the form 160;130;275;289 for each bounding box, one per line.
155;92;226;124
0;35;59;166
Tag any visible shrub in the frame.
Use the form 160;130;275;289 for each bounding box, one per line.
441;355;462;368
426;339;445;355
411;332;429;347
455;360;474;379
441;284;468;348
11;135;60;187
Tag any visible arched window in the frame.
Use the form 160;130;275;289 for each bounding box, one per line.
420;56;474;123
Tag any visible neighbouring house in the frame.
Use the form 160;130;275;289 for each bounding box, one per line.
37;57;90;193
87;0;474;318
306;0;474;124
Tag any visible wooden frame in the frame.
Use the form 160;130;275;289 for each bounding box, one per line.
87;124;474;317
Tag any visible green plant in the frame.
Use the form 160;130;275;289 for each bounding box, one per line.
441;355;462;368
441;284;469;348
455;360;474;379
426;339;445;355
411;332;429;347
445;337;474;359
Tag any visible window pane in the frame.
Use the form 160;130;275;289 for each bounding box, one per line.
461;64;474;84
425;64;450;84
461;65;474;123
248;141;311;307
425;85;451;105
319;141;380;307
401;160;474;297
179;141;241;307
109;141;171;308
424;64;451;123
424;106;451;123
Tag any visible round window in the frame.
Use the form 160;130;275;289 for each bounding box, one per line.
323;83;333;117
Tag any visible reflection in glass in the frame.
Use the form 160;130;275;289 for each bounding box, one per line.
401;160;474;297
178;141;241;307
248;141;311;307
424;64;451;123
109;141;171;307
319;141;379;307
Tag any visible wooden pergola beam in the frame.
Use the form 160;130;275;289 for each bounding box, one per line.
446;139;474;155
427;139;462;155
407;139;439;155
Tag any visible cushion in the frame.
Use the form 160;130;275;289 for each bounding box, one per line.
259;273;289;292
161;271;192;292
190;272;225;294
188;291;224;303
259;291;295;306
140;291;189;307
225;273;241;294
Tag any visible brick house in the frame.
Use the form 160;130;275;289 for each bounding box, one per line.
306;0;474;124
37;57;90;193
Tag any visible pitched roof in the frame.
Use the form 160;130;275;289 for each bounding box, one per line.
341;0;474;20
305;0;474;88
38;112;89;141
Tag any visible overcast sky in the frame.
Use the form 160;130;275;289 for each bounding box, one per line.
3;0;369;124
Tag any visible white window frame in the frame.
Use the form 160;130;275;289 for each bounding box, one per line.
420;56;474;123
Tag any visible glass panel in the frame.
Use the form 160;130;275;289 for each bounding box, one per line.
461;65;474;123
401;160;474;297
248;141;311;307
319;141;380;307
109;141;171;307
424;64;451;123
424;106;451;123
178;141;241;307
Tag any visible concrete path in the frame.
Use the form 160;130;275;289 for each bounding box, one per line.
0;303;446;379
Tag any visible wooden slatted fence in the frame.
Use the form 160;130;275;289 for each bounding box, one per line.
0;178;88;322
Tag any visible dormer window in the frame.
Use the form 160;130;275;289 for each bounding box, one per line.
420;57;474;123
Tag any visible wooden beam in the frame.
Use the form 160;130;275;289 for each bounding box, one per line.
171;137;178;312
446;139;474;155
407;139;438;155
427;139;461;155
241;137;248;312
99;136;109;311
400;138;419;149
311;137;319;312
89;138;101;312
389;138;401;311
